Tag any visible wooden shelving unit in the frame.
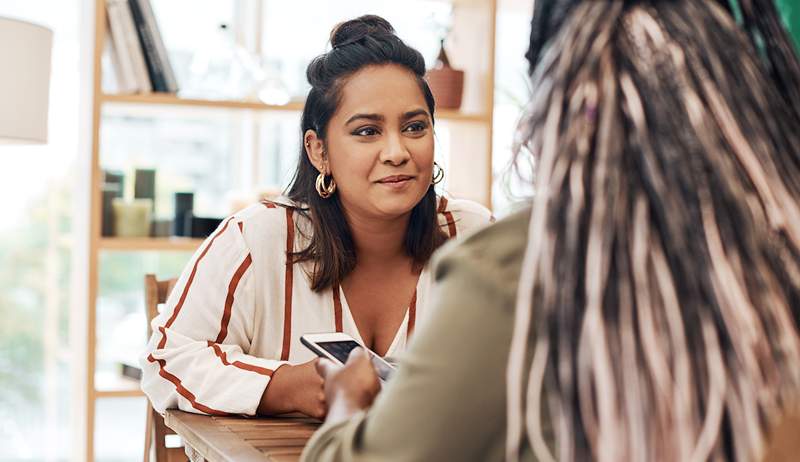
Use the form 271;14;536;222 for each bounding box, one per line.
85;0;496;460
100;92;491;122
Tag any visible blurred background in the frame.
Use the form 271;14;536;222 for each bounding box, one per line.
0;0;797;460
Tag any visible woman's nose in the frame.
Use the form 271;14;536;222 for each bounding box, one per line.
380;134;410;165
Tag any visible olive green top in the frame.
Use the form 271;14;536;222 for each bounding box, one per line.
301;208;541;461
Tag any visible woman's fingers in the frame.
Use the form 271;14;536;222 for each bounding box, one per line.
315;357;338;379
346;346;368;363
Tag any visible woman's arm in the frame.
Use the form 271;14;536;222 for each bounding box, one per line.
258;359;326;418
140;215;324;417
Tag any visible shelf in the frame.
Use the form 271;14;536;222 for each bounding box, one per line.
101;92;305;112
95;388;145;399
100;93;490;123
94;371;144;398
99;237;204;252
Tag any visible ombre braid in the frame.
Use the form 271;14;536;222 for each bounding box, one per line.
507;1;800;461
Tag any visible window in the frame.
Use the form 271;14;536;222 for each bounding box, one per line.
0;0;82;459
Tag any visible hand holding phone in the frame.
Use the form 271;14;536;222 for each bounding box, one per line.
313;346;382;425
300;332;396;383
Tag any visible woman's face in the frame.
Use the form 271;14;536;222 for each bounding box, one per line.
316;64;434;221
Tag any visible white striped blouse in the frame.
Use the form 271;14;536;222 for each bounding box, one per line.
140;195;492;416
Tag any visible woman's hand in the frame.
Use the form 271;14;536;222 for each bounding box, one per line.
316;348;381;427
258;360;327;419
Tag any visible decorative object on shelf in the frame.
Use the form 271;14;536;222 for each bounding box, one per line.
133;167;156;213
172;191;193;237
184;23;289;103
102;170;124;236
151;219;172;237
101;185;119;236
424;38;464;110
112;197;153;237
188;216;223;238
0;16;52;144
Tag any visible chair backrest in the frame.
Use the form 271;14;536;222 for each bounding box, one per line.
144;274;177;336
143;274;183;462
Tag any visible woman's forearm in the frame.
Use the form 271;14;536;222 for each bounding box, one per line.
258;364;295;415
257;361;326;418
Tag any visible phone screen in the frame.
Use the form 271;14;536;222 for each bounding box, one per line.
317;340;396;382
317;340;361;364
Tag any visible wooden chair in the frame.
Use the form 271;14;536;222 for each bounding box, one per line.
143;274;185;462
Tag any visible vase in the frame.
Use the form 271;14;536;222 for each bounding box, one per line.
425;39;464;110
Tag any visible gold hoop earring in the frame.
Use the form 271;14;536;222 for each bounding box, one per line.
432;162;444;185
316;172;337;198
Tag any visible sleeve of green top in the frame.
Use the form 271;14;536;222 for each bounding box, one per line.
301;211;529;462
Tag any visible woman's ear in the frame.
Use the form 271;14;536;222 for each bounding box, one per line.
303;129;327;173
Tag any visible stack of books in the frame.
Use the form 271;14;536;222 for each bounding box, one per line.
105;0;178;94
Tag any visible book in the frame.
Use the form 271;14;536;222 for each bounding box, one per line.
135;0;178;93
105;5;138;93
104;21;137;93
106;0;152;93
128;0;178;93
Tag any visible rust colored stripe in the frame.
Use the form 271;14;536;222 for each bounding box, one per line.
262;200;277;209
407;290;417;337
332;285;343;332
215;254;253;343
207;341;274;376
147;350;229;416
238;221;243;233
444;211;457;238
157;217;234;349
437;196;448;213
280;208;295;361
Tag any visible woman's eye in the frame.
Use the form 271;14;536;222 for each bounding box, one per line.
353;126;379;136
403;121;428;133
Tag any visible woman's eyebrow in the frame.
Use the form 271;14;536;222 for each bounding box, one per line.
345;113;384;125
401;109;429;121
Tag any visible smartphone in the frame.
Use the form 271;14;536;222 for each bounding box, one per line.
300;332;396;383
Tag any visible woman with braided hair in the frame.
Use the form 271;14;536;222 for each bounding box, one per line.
304;1;800;460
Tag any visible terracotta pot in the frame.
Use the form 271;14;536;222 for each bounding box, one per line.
425;66;464;110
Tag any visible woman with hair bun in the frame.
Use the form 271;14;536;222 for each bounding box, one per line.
140;15;491;419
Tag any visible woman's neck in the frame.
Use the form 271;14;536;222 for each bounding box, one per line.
344;208;410;264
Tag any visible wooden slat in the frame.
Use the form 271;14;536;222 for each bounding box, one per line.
87;0;107;459
268;456;304;462
164;410;320;462
165;411;267;462
237;430;316;439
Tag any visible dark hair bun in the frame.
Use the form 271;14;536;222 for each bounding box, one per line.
330;15;396;49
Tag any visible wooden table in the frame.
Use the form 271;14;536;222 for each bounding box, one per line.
164;410;321;462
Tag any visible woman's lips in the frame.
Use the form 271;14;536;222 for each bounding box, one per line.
376;175;415;189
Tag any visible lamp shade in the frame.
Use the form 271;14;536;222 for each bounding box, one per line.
0;17;52;144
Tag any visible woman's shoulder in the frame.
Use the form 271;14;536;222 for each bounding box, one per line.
231;197;309;243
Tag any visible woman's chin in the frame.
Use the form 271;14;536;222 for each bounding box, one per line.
369;189;427;218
